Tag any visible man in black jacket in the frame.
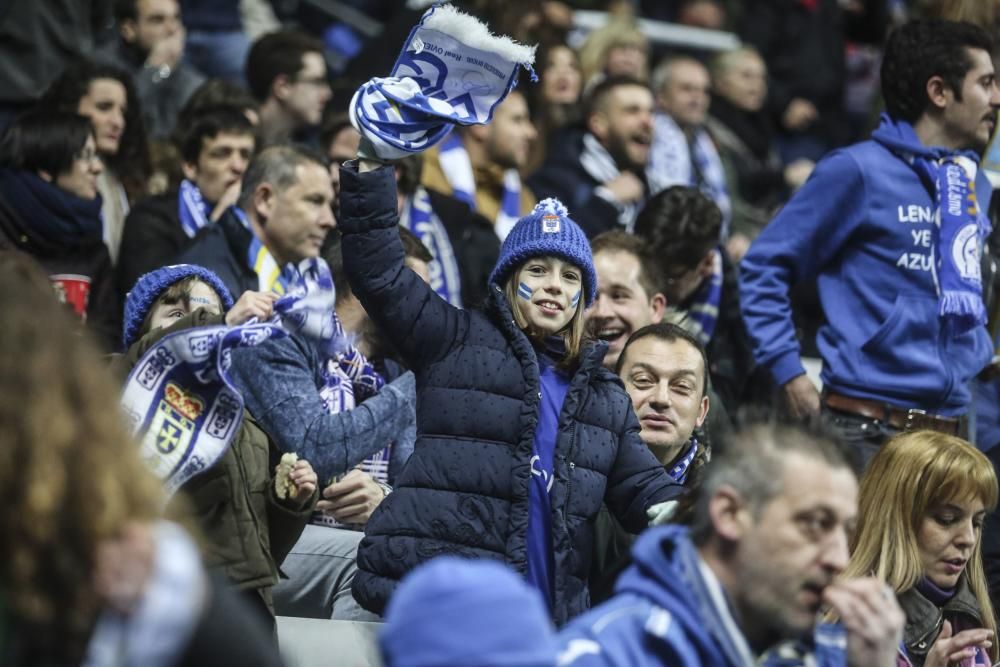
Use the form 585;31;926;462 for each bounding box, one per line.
117;106;255;295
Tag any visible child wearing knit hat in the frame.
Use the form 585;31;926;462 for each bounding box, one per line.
337;159;682;626
121;264;319;626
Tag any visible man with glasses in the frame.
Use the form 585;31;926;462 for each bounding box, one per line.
245;30;332;148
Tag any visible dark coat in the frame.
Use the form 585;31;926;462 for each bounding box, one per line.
425;188;499;308
175;207;258;299
116;190;192;297
339;163;680;625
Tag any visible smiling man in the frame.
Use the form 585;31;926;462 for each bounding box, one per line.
740;19;1000;461
117;106;256;294
177;144;335;298
529;76;654;237
563;423;906;667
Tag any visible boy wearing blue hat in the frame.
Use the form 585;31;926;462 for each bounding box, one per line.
339;158;683;626
121;264;319;628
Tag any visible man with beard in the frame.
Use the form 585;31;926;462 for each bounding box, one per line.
740;20;1000;460
420;89;538;242
245;30;332;148
529;76;653;237
561;422;905;667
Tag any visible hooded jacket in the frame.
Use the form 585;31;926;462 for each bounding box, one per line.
338;163;680;626
740;116;993;415
0;168;121;351
558;525;848;667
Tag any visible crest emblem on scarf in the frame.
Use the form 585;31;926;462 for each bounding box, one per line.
148;382;203;469
952;223;981;282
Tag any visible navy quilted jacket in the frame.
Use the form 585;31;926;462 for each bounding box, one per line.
340;163;682;625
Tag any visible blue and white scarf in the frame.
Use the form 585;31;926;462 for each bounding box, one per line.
232;207;294;295
350;3;535;161
667;437;700;484
177;179;212;239
121;320;288;495
400;185;463;306
680;247;723;346
580;133;642;231
648;112;731;239
436;130;523;240
872;114;991;335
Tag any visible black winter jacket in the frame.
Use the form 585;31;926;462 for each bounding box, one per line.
175;207;258;299
116;190;191;297
340;163;680;625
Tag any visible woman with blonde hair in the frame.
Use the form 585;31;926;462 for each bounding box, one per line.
843;430;998;667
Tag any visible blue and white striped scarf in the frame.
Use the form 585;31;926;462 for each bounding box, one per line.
350;3;535;161
232;206;294;295
682;248;724;346
400;185;463;306
667;437;700;484
177;179;212;239
436;131;523;240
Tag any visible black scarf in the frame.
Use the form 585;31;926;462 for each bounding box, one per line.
708;95;774;161
0;168;103;251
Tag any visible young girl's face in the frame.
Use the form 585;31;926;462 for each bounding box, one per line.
513;256;582;336
148;280;223;331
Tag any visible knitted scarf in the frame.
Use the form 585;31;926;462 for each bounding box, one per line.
682;247;724;346
232;207;293;295
400;185;464;306
579;133;641;231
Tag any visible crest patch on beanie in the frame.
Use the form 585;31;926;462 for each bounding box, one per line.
542;214;561;234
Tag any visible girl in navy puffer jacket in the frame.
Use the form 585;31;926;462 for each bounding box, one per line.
340;159;681;625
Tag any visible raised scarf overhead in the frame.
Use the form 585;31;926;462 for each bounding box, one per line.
399;184;464;306
350;3;536;161
647;112;731;239
436;130;522;240
872;113;990;335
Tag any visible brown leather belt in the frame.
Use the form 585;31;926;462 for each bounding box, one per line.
824;392;962;436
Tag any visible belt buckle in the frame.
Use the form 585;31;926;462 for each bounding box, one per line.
905;408;927;432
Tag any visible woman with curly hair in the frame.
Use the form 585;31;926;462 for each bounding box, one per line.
840;430;998;667
0;252;281;666
42;60;152;265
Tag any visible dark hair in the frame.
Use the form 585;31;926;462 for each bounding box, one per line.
320;112;355;158
882;19;994;123
634;186;721;275
177;79;260;128
590;230;663;297
324;227;432;305
689;421;852;545
237;144;328;210
399;226;433;263
177;106;255;164
245;30;326;103
42;60;151;202
616;322;709;395
113;0;137;23
0;110;92;175
584;74;650;120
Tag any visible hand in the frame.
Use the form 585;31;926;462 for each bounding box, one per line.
823;578;904;667
783;374;821;420
145;28;185;70
317;469;386;524
782;98;819;131
783;159;815;190
603;172;645;204
924;620;993;667
225;291;277;325
210;181;241;221
277;459;318;509
725;233;752;264
93;521;156;613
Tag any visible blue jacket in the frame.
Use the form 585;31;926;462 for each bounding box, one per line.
227;333;417;484
558;525;848;667
739;123;992;415
339;163;681;626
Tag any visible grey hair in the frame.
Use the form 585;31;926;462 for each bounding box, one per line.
651;54;705;96
689;421;853;545
237;144;328;210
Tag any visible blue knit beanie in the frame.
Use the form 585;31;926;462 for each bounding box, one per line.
122;264;235;348
380;557;557;667
488;198;597;307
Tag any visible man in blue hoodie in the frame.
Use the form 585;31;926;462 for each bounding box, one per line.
557;423;905;667
740;20;1000;455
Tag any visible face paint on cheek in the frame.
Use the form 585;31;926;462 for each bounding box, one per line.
571;291;581;309
517;282;534;301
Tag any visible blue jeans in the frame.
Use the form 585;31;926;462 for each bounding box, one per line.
184;29;250;86
821;406;899;471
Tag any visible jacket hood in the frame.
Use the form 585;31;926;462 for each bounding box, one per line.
870;113;979;162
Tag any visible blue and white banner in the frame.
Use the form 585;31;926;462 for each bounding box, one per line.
122;322;287;495
350;3;536;161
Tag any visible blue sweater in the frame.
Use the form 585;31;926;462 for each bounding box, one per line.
739;121;992;415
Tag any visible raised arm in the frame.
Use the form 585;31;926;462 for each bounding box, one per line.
338;160;469;369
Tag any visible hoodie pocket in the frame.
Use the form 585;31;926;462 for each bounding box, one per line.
859;294;943;397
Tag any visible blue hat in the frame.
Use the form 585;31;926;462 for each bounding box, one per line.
122;264;235;348
380;557;557;667
488;198;597;307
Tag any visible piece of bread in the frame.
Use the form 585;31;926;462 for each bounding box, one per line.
275;453;299;500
